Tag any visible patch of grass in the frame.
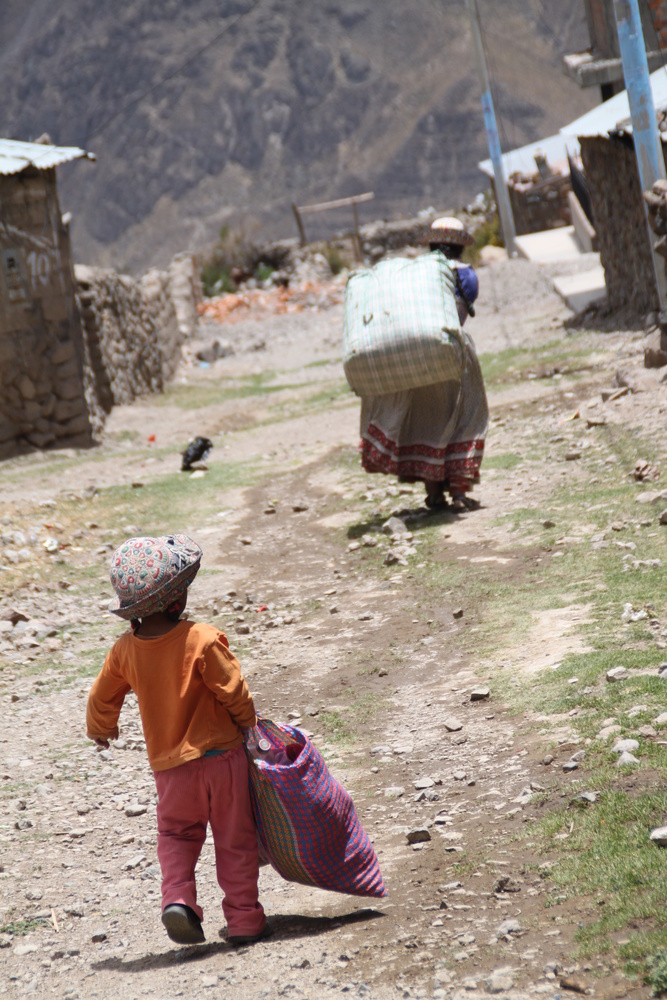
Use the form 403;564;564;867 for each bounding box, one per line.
529;788;667;976
0;916;50;936
318;709;352;745
479;339;593;387
483;452;522;471
645;948;667;996
155;372;303;411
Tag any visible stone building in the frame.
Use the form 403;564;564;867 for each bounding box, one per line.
0;138;95;457
0;138;204;456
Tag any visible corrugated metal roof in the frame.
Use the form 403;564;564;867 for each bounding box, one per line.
0;138;94;176
478;133;580;180
562;67;667;138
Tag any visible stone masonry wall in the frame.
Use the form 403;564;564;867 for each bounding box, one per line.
0;168;92;457
75;254;200;436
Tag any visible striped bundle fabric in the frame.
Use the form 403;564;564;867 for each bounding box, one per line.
343;252;463;397
245;718;387;898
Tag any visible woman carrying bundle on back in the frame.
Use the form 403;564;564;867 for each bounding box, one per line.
351;216;488;511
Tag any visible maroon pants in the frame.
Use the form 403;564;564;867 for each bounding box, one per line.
154;745;265;937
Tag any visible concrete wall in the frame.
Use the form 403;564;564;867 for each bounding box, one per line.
0;167;92;456
580;134;659;316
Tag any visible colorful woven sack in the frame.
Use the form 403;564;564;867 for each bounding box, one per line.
244;718;386;898
343;251;463;397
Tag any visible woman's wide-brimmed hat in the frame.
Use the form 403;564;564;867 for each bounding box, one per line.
421;215;474;247
108;534;202;620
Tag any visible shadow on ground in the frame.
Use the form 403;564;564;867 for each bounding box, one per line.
91;908;386;972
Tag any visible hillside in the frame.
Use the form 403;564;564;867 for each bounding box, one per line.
0;0;596;272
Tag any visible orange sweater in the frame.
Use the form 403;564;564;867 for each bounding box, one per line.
86;621;257;772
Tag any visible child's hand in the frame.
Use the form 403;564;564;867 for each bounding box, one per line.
87;732;111;749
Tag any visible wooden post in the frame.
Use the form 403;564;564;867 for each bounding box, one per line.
352;201;362;261
291;202;306;246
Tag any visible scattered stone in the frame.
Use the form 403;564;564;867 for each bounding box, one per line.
649;825;667;846
235;623;250;635
14;943;38;956
361;534;378;547
292;501;309;512
371;745;391;755
496;918;521;937
444;717;463;732
384;550;407;566
565;451;581;461
611;739;639;754
348;541;361;551
470;686;490;701
382;516;408;537
617;751;639;767
559;976;589;994
541;519;556;529
484;968;515;993
201;974;219;987
563;760;579;773
621;603;649;623
661;509;667;526
0;934;12;948
597;724;622;739
91;929;107;943
414;777;435;789
122;853;146;870
638;725;657;738
453;770;467;781
654;712;667;726
239;537;252;546
124;804;147;817
384;787;405;800
606;666;629;682
406;828;431;845
542;754;554;765
492;876;521;893
358;611;374;621
452;607;464;619
627;704;648;718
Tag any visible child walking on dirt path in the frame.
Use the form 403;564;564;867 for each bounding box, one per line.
86;534;266;947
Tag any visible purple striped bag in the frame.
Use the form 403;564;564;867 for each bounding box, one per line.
244;717;386;898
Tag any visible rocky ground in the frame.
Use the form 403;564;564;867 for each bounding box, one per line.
1;253;666;1000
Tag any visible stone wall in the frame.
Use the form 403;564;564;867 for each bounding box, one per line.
0;167;92;457
76;261;196;436
580;134;660;316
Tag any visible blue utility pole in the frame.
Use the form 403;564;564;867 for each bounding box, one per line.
613;0;667;311
466;0;517;257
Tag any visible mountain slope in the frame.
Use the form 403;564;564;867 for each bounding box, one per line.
0;0;595;272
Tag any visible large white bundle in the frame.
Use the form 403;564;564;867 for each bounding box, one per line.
343;252;463;397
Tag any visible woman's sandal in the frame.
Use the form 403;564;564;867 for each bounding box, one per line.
451;494;480;511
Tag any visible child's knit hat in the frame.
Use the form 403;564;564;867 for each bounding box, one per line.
108;534;202;620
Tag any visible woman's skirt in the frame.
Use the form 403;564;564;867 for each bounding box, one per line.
359;333;488;494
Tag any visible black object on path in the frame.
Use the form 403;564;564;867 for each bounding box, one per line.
181;436;213;471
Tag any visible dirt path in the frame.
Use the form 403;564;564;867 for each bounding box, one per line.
1;257;666;1000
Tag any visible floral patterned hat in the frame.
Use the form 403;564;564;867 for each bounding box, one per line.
108;534;202;620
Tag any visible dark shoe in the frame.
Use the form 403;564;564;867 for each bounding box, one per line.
450;494;480;511
161;904;205;945
228;924;270;946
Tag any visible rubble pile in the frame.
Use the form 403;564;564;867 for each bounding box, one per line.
197;279;344;326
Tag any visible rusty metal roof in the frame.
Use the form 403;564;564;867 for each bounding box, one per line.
0;138;95;176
